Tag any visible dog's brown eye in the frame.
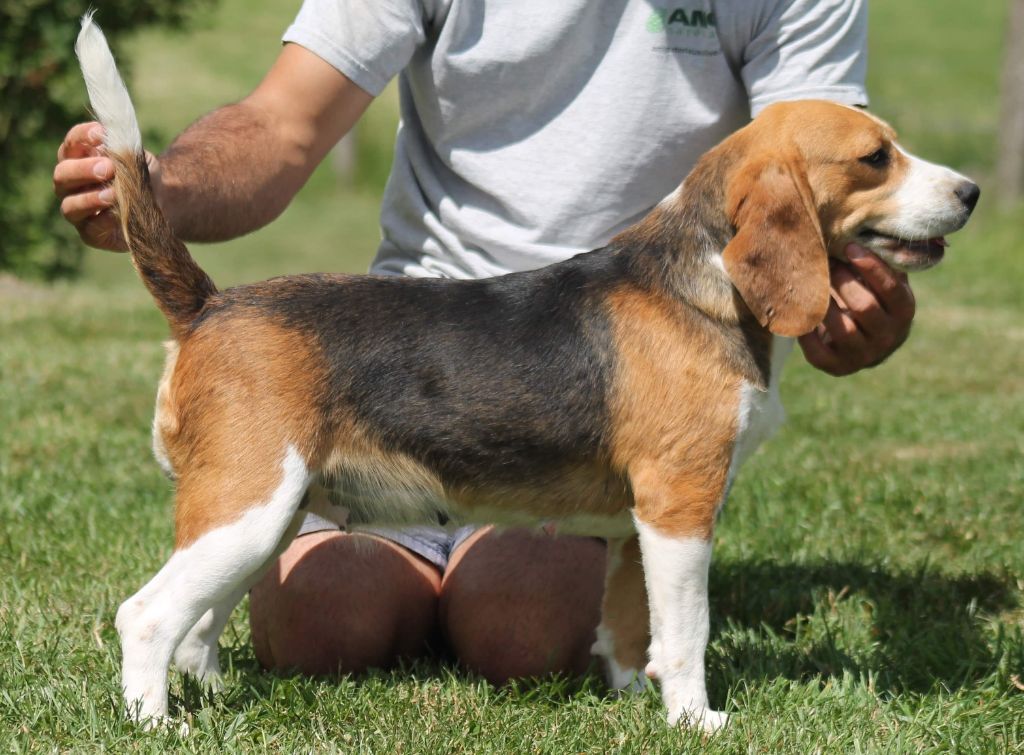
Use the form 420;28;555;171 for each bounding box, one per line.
859;148;890;168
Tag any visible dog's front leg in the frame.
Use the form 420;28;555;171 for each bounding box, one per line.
592;535;650;690
634;514;726;732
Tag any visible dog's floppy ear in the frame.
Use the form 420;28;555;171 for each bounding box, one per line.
721;156;830;337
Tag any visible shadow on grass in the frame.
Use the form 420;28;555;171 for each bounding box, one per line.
207;649;603;711
184;558;1021;719
706;559;1022;702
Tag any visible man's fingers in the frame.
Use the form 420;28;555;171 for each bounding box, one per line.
53;156;114;198
55;122;128;252
845;244;916;320
803;246;918;376
822;301;866;349
798;330;846;376
829;262;889;337
61;188;115;224
57;122;105;161
817;301;870;372
78;212;127;252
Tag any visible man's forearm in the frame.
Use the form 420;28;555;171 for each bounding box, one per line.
55;44;371;252
154;100;313;243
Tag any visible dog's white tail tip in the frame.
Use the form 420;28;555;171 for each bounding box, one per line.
75;11;142;154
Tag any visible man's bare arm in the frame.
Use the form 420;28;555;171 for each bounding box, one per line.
55;43;373;250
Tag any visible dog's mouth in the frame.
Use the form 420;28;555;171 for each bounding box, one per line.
856;228;948;271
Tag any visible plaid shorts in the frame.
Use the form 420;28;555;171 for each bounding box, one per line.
297;511;479;571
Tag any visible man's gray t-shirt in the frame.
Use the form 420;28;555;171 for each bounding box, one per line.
284;0;868;279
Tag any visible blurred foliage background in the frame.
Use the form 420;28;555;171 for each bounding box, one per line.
0;0;213;279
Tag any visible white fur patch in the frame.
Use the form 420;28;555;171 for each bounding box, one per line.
726;335;793;491
75;13;143;154
117;445;310;723
657;183;684;208
151;342;179;480
634;517;727;731
883;144;974;239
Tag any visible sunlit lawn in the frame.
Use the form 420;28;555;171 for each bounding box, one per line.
2;0;1022;750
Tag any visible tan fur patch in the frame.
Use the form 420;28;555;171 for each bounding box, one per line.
319;423;633;528
320;425;447;525
448;461;633;525
606;286;740;538
601;536;650;671
157;316;326;548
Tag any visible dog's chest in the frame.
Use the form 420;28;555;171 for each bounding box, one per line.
727;336;794;485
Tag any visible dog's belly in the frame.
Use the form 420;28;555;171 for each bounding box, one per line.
459;504;636;538
316;452;450;527
313;452;635;536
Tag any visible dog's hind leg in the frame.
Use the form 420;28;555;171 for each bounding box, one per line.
116;444;312;725
171;507;304;687
170;586;248;689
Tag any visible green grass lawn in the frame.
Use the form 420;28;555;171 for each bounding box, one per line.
2;0;1023;751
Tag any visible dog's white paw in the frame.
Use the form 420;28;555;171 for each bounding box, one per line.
667;706;730;733
137;714;190;736
173;632;223;690
604;661;648;692
202;671;224;693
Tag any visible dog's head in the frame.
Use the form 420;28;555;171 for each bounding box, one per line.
715;100;978;337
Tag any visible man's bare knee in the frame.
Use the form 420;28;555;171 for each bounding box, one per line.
440;528;605;685
250;531;441;675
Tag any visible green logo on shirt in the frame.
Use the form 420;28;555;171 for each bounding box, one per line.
647;8;717;34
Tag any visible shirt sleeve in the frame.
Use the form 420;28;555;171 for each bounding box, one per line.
741;0;868;116
282;0;431;96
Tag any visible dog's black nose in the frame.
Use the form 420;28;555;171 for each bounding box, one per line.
955;181;980;213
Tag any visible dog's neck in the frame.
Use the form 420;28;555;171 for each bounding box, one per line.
612;158;742;326
609;157;774;388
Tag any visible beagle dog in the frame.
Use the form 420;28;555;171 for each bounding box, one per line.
77;15;978;731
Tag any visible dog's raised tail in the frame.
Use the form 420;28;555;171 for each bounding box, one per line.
75;12;216;338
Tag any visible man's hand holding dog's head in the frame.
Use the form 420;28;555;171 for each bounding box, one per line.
799;242;917;376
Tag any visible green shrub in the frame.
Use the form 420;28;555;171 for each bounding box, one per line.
0;1;211;279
